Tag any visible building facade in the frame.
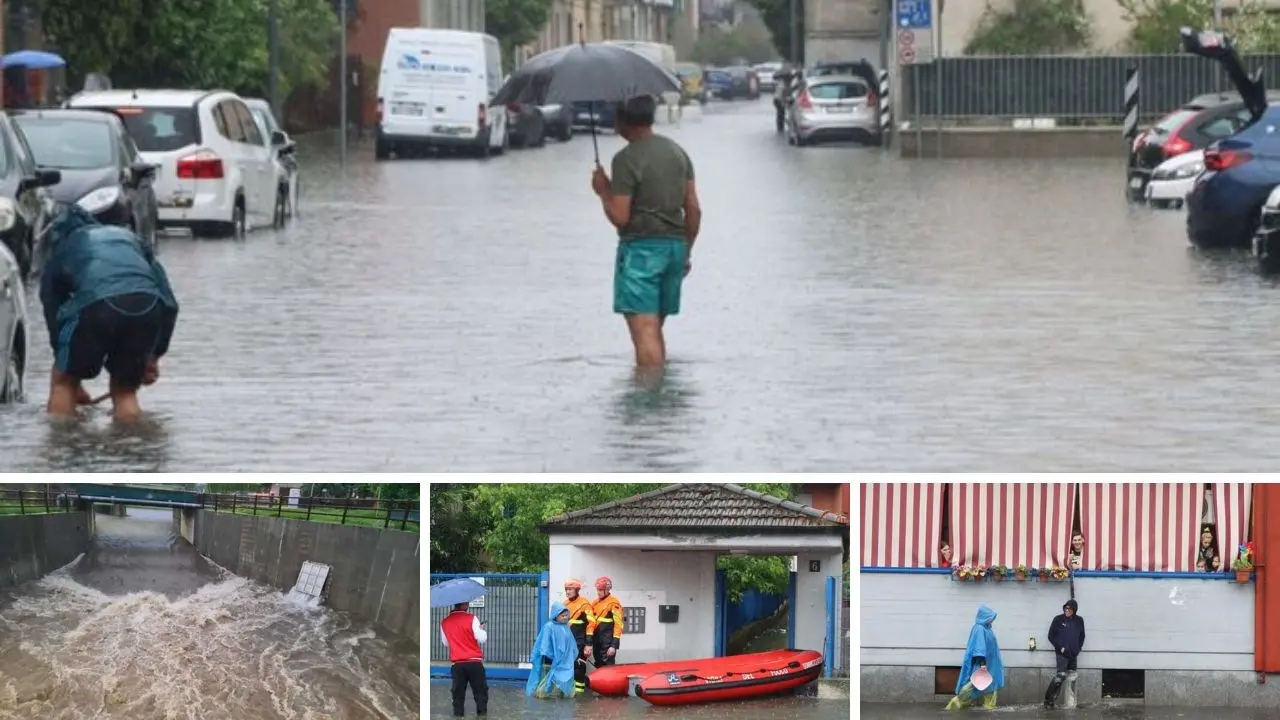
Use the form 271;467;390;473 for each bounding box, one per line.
860;482;1280;707
522;0;676;64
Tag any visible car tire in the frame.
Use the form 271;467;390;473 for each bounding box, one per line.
558;123;573;142
476;129;493;159
207;198;246;239
273;185;288;228
1;335;23;405
375;135;391;161
533;120;548;148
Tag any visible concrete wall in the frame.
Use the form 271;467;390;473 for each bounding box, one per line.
898;126;1127;159
0;512;93;588
805;0;880;66
548;532;845;667
860;571;1280;707
193;511;420;644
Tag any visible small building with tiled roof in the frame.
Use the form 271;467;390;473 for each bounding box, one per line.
538;483;848;674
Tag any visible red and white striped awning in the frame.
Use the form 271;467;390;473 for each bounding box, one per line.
860;483;945;568
1079;483;1202;572
1214;482;1253;567
951;483;1076;569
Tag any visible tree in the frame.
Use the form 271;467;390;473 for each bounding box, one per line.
485;0;554;70
1119;0;1280;54
739;0;804;63
692;23;778;66
430;484;494;573
964;0;1093;55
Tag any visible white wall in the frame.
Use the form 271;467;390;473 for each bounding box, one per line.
861;573;1254;671
796;551;846;668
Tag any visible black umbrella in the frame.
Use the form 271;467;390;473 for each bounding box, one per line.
493;29;682;162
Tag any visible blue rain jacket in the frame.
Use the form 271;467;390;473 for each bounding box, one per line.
956;604;1004;696
39;206;178;356
526;601;577;697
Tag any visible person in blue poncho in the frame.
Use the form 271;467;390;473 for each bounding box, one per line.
946;604;1004;710
527;601;581;698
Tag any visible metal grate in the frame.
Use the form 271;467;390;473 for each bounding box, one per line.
294;561;330;599
430;575;539;664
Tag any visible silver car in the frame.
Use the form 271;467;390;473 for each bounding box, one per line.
1;240;26;404
786;75;879;147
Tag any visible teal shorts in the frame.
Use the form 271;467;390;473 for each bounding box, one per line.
613;238;688;316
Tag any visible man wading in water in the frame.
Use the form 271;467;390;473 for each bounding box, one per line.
591;95;702;372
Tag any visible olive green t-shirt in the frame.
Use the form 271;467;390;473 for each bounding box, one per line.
609;134;695;240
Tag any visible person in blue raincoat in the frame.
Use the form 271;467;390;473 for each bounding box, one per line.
946;604;1005;710
527;601;580;698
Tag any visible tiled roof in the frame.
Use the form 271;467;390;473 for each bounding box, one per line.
539;483;849;533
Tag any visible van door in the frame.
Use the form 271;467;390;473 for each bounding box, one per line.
382;40;437;137
423;43;486;137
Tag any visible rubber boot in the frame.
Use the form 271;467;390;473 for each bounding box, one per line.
1044;673;1066;708
1063;671;1078;708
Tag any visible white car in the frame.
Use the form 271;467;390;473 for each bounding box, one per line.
1145;149;1205;210
244;98;299;225
1;240;26;404
66;89;283;237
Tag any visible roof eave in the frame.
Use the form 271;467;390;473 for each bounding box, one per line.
539;523;848;536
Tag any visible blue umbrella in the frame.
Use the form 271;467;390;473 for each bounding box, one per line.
2;51;66;70
430;578;488;608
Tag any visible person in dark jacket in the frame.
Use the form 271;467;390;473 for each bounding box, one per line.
1044;598;1086;708
40;206;178;423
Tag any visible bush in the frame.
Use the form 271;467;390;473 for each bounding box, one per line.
965;0;1093;55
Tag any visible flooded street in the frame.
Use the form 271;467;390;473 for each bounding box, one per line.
429;679;847;719
4;100;1280;469
861;702;1278;719
0;509;419;719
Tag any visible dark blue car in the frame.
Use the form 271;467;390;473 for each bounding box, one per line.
571;101;616;131
704;69;733;99
1182;29;1275;249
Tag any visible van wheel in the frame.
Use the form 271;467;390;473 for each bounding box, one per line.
375;135;391;160
476;130;493;159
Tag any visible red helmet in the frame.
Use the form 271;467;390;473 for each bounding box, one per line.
564;578;583;590
595;576;612;590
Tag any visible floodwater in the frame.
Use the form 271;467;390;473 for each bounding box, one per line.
861;702;1278;718
0;508;419;719
7;100;1280;469
429;679;848;719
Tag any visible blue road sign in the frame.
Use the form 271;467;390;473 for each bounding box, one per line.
897;0;932;29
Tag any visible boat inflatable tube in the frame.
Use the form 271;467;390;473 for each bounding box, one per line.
634;649;824;706
587;649;797;697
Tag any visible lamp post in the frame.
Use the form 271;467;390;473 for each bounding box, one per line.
268;0;280;119
789;0;799;66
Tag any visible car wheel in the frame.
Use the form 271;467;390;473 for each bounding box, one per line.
375;135;391;160
273;185;288;228
1;337;22;405
208;198;246;239
477;129;493;159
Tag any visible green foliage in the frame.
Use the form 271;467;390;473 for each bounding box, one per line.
485;0;555;71
739;0;804;64
718;555;791;602
964;0;1093;55
430;484;494;573
1119;0;1280;53
40;0;339;101
692;23;778;66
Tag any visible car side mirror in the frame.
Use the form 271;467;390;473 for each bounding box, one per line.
277;140;297;158
22;167;61;192
270;129;289;146
129;162;157;186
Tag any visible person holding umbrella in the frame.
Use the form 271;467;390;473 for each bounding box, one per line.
433;579;490;716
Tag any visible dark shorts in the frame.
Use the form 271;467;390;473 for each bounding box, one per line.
55;292;162;389
1056;654;1078;673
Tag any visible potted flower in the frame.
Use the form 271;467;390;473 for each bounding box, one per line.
1233;543;1256;583
953;564;987;582
990;564;1009;581
1048;565;1071;582
1037;567;1052;581
1013;564;1029;581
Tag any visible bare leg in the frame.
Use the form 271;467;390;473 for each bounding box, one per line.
624;313;665;368
47;368;82;417
108;376;143;423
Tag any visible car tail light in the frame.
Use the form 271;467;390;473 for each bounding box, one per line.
797;90;812;110
377;97;384;123
1164;136;1193;157
1204;148;1253;171
866;90;879;108
176;151;223;180
478;103;487;127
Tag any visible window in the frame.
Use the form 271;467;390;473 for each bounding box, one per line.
1199;117;1240;139
935;667;961;695
1101;669;1144;699
13;118;116;170
113;107;199;152
216;101;246;143
231;101;265;146
807;82;868;101
1153;109;1198;133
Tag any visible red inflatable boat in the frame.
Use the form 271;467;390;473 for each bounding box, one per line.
587;649;797;697
635;649;824;706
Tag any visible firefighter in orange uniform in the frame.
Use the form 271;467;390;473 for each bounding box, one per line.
562;578;594;694
585;576;624;667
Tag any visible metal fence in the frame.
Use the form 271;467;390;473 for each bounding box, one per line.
726;589;785;638
430;573;541;665
204;493;420;532
901;53;1280;124
0;488;78;516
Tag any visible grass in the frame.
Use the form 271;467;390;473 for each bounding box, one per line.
211;505;419;534
0;500;74;516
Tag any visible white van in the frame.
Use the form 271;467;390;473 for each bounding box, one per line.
375;28;509;160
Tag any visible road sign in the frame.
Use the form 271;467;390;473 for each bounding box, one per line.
898;30;915;46
900;47;917;63
897;0;932;30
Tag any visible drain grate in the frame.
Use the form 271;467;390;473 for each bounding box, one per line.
293;561;331;600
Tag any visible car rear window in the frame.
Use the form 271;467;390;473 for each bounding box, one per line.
13;117;115;169
1153;109;1199;133
807;82;868;100
107;107;199;152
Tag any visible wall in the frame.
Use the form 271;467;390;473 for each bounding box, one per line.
805;0;879;65
0;512;92;588
938;0;1145;57
898;126;1125;159
193;511;420;644
860;571;1280;706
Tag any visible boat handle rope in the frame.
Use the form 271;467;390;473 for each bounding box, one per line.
672;660;804;683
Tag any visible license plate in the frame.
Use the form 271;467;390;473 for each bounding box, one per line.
432;125;461;135
1129;176;1145;189
826;106;854;114
393;103;424;117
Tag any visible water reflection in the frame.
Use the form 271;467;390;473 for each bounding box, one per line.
604;365;699;471
35;413;171;471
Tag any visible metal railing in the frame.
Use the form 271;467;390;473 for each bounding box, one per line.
900;52;1279;125
203;493;420;532
430;573;541;665
0;487;79;516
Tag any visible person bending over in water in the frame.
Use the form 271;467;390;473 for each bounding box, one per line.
527;601;579;698
591;94;702;370
40;206;178;423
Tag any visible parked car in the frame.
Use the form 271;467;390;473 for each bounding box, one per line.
539;104;574;142
674;63;707;105
786;74;880;146
1145;149;1205;210
67;89;286;238
571;101;616;132
0;112;60;278
703;69;733;100
506;102;547;149
1253;186;1280;272
244;98;299;225
1181;29;1275;250
0;238;25;404
12;109;159;250
722;66;760;100
809;59;880;94
1125;93;1265;202
754;62;784;93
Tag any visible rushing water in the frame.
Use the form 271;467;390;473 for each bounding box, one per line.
0;509;419;719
